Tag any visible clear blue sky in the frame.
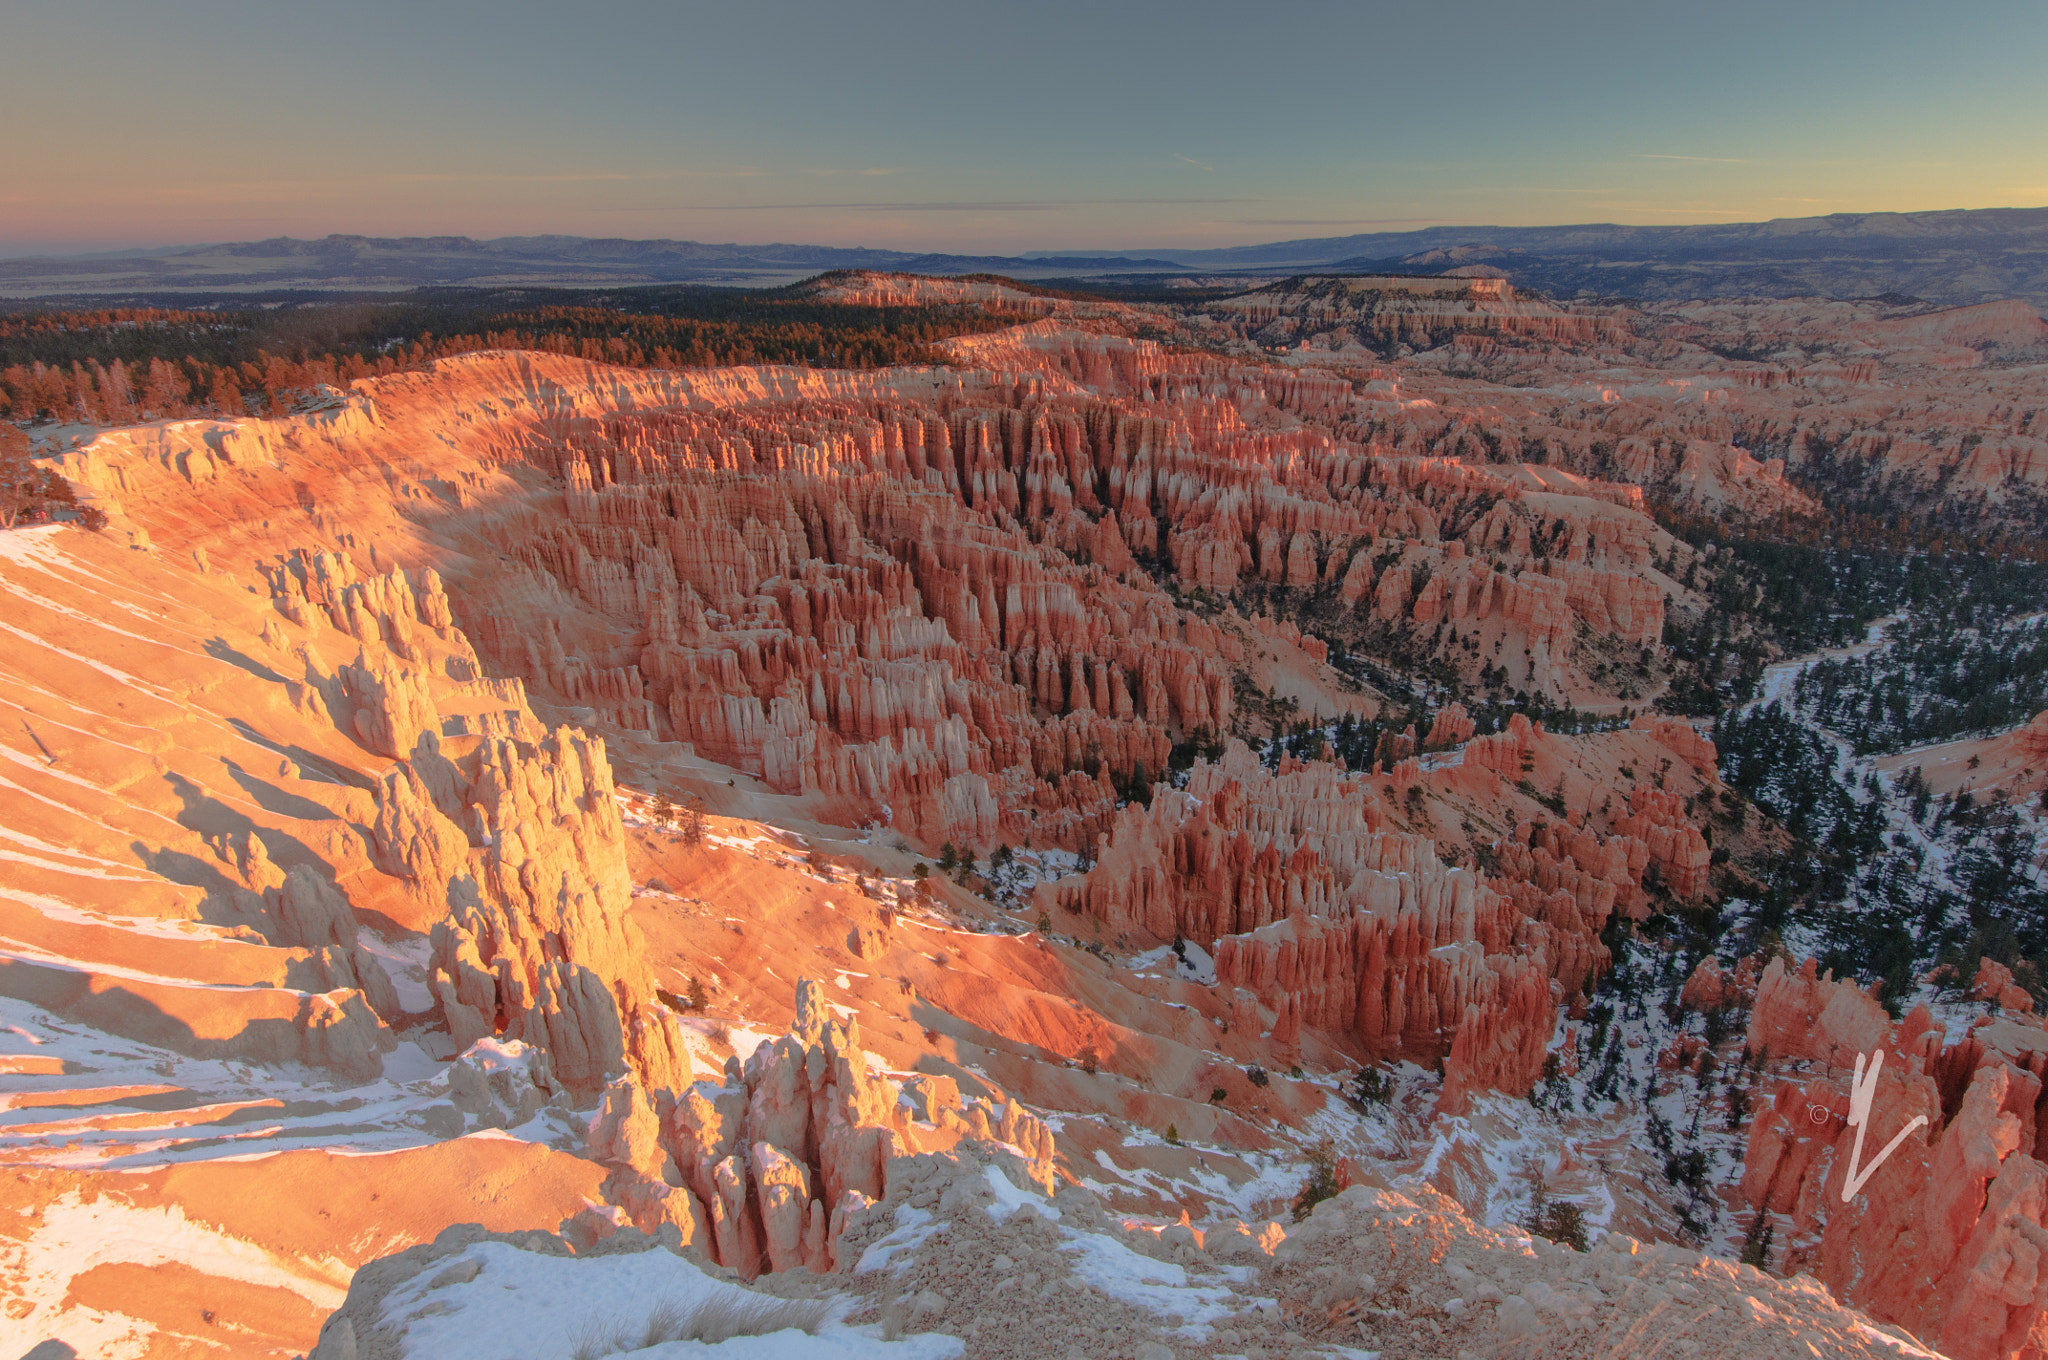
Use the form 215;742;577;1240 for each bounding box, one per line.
4;0;2045;255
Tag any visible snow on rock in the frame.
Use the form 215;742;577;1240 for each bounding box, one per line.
311;1227;961;1360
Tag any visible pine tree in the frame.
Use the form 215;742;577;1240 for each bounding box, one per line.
1738;1211;1775;1270
1;427;102;531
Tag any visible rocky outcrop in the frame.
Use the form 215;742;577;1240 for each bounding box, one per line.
1610;787;1712;900
1739;957;2048;1358
270;551;697;1099
663;979;1054;1278
1743;957;1892;1068
1423;703;1477;749
2020;711;2048;765
419;726;691;1096
1631;715;1720;774
1059;744;1577;1093
1679;954;1755;1013
1438;955;1556;1116
306;1157;1933;1360
1975;957;2038;1014
269;864;403;1021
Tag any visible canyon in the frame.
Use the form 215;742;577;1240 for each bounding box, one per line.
4;268;2047;1360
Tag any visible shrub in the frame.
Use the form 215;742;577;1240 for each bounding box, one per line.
676;793;707;846
1078;1044;1099;1075
1519;1183;1589;1252
1290;1140;1342;1222
1345;1066;1392;1108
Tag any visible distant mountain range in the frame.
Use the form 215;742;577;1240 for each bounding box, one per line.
5;206;2046;307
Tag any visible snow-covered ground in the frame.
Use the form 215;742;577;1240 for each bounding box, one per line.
372;1238;963;1360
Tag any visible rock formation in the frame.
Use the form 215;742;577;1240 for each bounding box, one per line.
659;978;1054;1277
1740;957;2048;1358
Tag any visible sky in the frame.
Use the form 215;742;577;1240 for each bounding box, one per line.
3;0;2045;257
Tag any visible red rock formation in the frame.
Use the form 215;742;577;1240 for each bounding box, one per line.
1438;955;1556;1116
1631;715;1720;774
1610;787;1713;900
664;979;1054;1277
417;725;691;1096
2019;711;2048;766
1974;957;2038;1015
1679;954;1752;1013
1739;957;2048;1357
1059;743;1582;1098
1423;703;1477;750
1743;957;1892;1068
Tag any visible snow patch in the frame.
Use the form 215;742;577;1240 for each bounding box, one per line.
376;1239;962;1360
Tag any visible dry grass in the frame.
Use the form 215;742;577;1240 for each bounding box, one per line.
569;1318;630;1360
640;1297;690;1350
573;1292;831;1357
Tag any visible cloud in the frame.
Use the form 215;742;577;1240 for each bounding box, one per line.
674;198;1263;213
387;169;773;184
1173;154;1217;172
389;172;644;184
1217;217;1448;226
1634;154;1748;163
1602;204;1753;215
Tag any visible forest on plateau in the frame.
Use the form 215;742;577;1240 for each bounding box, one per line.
0;282;1026;425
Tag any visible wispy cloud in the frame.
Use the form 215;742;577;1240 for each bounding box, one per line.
1447;186;1618;195
1218;217;1447;226
389;172;646;184
674;198;1262;213
1606;205;1754;215
1174;154;1216;172
1634;154;1747;164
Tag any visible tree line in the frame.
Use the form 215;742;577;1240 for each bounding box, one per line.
0;284;1028;426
